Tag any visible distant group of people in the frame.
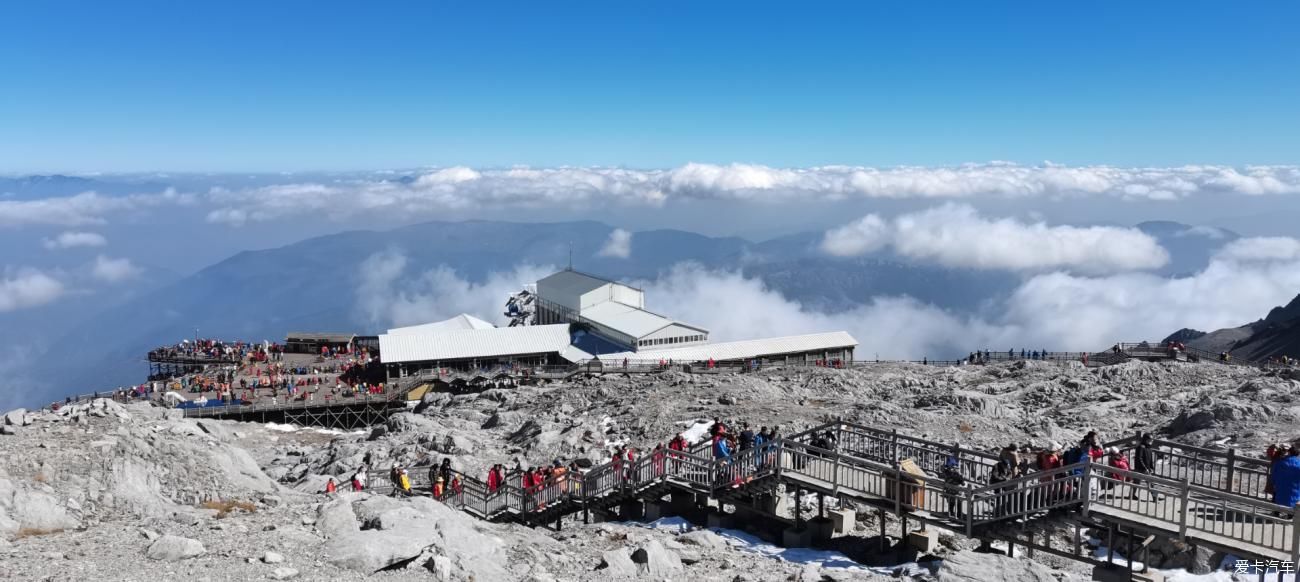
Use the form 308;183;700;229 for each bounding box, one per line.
965;349;1052;365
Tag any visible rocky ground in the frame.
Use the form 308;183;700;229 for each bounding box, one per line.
2;360;1296;581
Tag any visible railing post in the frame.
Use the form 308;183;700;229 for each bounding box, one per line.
964;489;974;537
831;452;840;495
1225;448;1236;491
1177;478;1190;540
890;429;899;465
1079;459;1093;518
1291;503;1299;569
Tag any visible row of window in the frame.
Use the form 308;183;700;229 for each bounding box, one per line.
638;334;705;347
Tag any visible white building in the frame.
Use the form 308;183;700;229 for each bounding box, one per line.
601;331;857;366
379;322;591;377
534;269;708;352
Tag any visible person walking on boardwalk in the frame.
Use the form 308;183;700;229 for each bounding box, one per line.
1132;434;1161;501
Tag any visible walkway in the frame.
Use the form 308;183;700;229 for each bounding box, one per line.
392;420;1298;565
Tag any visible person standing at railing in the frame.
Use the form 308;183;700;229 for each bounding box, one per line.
486;464;504;493
939;457;966;518
668;434;687;474
1132;434;1161;502
1269;443;1300;509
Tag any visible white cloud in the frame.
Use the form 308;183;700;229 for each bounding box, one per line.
637;264;992;359
91;255;142;283
821;204;1169;274
0;189;191;227
202;163;1300;226
597;229;633;259
0;269;65;312
1212;236;1300;263
42;231;108;250
820;214;891;256
355;249;554;328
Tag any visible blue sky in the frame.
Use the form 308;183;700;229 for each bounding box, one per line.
1;1;1297;172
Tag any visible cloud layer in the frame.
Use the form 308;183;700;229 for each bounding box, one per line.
822;204;1169;274
0;269;65;312
43;231;108;250
0;189;190;227
91;255;142;283
201;163;1300;226
355;249;553;329
6;164;1300;229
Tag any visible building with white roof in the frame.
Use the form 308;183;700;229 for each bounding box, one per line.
600;331;857;366
534;269;708;351
379;323;590;377
375;269;858;381
386;313;496;335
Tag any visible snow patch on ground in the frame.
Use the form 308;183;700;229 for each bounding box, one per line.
634;518;927;573
681;420;713;445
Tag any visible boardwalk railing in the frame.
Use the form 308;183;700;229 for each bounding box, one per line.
1107;434;1273;500
349;418;1298;562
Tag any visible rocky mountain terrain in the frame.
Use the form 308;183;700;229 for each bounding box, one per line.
1167;292;1300;362
3;360;1295;580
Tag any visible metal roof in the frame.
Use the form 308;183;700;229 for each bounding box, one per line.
602;331;858;362
537;269;642;301
386;314;496;335
379;324;573;364
581;301;707;339
285;332;356;343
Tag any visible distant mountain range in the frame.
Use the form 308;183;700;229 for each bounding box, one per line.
1165;293;1300;361
1;217;1251;408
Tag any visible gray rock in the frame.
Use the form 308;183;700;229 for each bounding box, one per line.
798;564;826;582
3;408;27;426
270;567;300;580
262;550;285;563
630;539;682;576
145;534;206;560
679;529;727;549
11;490;80;531
936;550;1059;582
597;549;637;577
0;425;16;436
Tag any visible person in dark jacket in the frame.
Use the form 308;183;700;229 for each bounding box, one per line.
1132;434;1161;501
939;457;966;518
1271;445;1300;509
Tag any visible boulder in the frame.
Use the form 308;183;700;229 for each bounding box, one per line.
679;529;727;549
597;549;638;577
145;534;206;560
936;550;1058;582
630;539;682;577
270;567;300;580
2;408;27;426
195;419;233;440
11;490;80;532
262;550;285;563
0;425;16;436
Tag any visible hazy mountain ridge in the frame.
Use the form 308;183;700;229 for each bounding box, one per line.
1165;293;1300;360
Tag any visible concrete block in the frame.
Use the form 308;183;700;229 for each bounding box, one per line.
906;529;937;553
808;517;834;543
828;508;855;534
781;526;812;548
